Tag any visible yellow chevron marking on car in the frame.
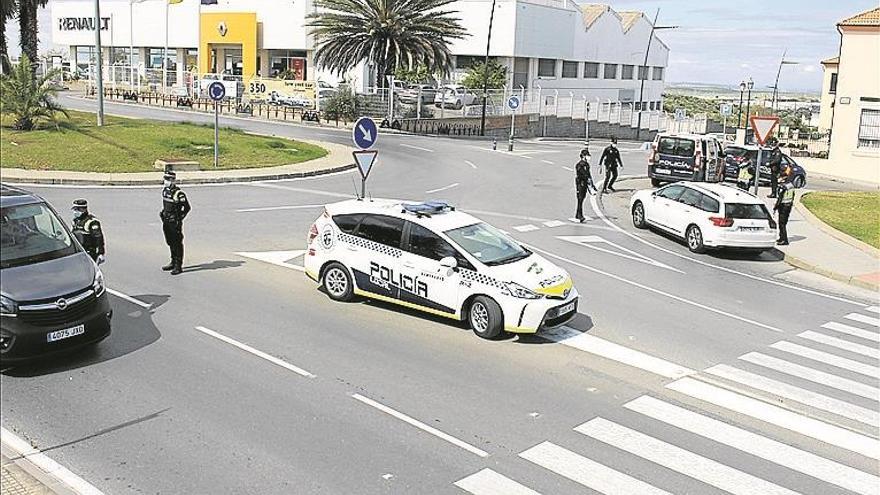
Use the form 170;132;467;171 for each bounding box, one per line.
534;277;573;297
353;289;460;320
504;325;539;334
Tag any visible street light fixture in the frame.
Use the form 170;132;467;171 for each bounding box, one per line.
737;80;746;128
772;49;799;113
635;9;677;141
744;77;754;141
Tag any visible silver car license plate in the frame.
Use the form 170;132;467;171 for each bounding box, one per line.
557;301;576;315
47;324;85;343
654;168;671;174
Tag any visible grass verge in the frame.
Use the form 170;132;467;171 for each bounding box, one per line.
1;110;327;173
801;191;880;249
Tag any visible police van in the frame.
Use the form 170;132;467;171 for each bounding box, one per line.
304;200;579;339
648;133;725;187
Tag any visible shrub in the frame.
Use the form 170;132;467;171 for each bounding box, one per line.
323;85;363;122
0;54;69;130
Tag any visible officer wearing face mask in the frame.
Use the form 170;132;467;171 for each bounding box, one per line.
71;199;105;264
160;171;191;275
600;137;624;193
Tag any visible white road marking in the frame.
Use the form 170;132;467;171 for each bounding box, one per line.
799;330;880;359
250;182;354;199
542;326;694;379
400;143;434;152
513;224;540;232
195;326;315;378
540;159;555;165
524;243;786;333
454;468;542;495
845;313;880;327
740;352;879;400
705;364;879;426
865;306;880;313
576;417;799;495
235;250;306;272
464;160;478;169
625;396;880;495
588;195;865;306
557;235;684;273
351;394;489;457
821;321;880;343
561;166;574;172
543;220;566;228
236;204;324;213
425;183;460;194
770;341;879;378
520;441;671;495
667;377;880;459
1;427;105;495
106;288;151;309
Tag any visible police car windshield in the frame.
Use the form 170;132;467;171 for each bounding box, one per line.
0;203;77;269
444;222;531;266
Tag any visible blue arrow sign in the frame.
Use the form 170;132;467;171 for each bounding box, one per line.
353;116;378;150
208;81;226;101
507;95;521;111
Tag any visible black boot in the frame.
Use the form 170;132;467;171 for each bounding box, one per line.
162;261;174;271
170;261;183;275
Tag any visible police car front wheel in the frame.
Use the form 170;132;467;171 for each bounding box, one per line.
469;296;504;339
323;263;354;302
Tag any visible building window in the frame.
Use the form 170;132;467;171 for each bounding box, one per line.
829;73;838;94
512;57;529;89
454;55;482;70
583;62;599;79
858;108;880;149
270;49;308;79
652;67;664;81
603;63;617;79
537;58;556;78
638;66;649;80
561;61;579;79
147;48;174;69
621;64;634;79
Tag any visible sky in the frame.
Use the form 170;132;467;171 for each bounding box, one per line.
3;0;876;93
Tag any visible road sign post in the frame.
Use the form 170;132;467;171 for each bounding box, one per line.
208;81;226;168
507;95;520;152
749;115;780;195
720;103;732;140
352;116;379;198
353;150;378;199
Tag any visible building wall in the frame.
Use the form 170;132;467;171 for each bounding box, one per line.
829;27;880;172
818;63;837;132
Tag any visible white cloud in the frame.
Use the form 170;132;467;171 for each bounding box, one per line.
802;65;817;73
740;63;751;69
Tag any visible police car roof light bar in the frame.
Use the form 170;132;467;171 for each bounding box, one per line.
401;201;456;217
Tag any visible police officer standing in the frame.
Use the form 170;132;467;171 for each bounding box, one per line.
767;138;783;198
574;148;595;223
160;171;191;275
600;137;624;193
773;168;795;245
71;199;105;264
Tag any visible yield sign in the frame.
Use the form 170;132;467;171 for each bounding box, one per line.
353;150;378;180
749;116;780;146
556;235;683;273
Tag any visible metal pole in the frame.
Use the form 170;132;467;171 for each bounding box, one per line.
753;147;762;195
583;96;589;143
361;177;366;199
129;0;134;88
93;0;105;126
636;9;660;142
163;0;169;92
508;102;515;151
417;85;422;121
772;49;786;114
479;0;498;136
737;87;744;128
745;86;752;142
213;101;219;167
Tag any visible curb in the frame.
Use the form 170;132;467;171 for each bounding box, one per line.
796;191;880;258
781;252;879;291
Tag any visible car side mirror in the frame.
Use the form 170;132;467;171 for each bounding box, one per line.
439;256;458;275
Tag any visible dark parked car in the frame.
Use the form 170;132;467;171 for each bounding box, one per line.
723;145;807;188
1;184;112;364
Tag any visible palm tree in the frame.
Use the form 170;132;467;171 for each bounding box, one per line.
0;54;68;130
0;0;17;74
18;0;47;74
307;0;466;86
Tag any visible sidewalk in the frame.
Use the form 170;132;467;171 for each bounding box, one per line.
1;453;59;495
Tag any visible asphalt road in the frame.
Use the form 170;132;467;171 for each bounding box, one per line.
1;95;878;495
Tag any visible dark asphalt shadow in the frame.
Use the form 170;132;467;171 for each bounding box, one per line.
516;313;593;344
642;226;784;263
183;259;245;273
1;294;164;377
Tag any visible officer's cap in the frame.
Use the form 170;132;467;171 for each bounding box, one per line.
72;198;88;209
580;148;591;157
163;170;177;181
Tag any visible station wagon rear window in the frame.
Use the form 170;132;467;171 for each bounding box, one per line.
726;203;772;219
658;137;696;157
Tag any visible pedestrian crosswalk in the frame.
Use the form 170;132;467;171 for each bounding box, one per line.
454;306;880;495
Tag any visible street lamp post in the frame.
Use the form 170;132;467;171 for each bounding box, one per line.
744;77;754;141
635;10;677;141
479;0;498;137
772;50;798;113
737;80;746;128
93;0;105;126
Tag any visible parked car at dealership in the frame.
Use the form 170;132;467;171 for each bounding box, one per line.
434;85;478;110
398;84;437;105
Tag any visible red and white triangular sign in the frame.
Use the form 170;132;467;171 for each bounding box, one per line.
352;150;378;180
749;116;780;145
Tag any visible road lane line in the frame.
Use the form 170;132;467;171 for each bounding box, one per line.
799;331;880;359
351;394;489;458
666;377;880;460
250;182;354;199
194;326;315;378
865;306;880;313
524;243;786;333
464;160;478;169
845;313;880;327
821;322;880;342
454;469;542;495
770;341;879;378
588;195;865;306
543;220;566;228
425;183;460;194
106;288;151;309
740;352;879;400
625;396;880;495
400;143;434;152
236;204;325;213
513;224;539;232
519;441;671;494
1;427;105;495
561;166;574;172
575;417;799;495
705;364;879;426
540;159;555;165
542;327;694;379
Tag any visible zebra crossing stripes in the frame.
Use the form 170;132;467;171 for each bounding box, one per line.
799;330;880;359
769;340;879;378
739;352;879;400
513;224;540;232
845;312;880;327
820;321;880;342
454;469;542;495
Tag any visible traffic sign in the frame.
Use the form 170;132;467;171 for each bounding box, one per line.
749;115;780;145
353;150;378;180
208;81;226;101
507;95;521;111
674;108;686;121
353;116;378;150
720;103;732;116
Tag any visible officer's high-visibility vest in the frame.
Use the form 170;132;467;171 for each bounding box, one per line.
738;165;752;182
780;186;795;204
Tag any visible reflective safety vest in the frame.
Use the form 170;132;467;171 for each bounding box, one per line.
738;166;752;182
780;185;795;204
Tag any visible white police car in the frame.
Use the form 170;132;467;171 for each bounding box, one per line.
305;200;579;339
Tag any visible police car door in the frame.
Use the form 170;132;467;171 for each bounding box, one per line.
399;221;463;318
349;214;405;301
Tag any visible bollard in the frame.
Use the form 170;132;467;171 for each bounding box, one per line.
508;135;514;152
492;136;497;150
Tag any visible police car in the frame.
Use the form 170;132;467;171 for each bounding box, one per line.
304;200;579;339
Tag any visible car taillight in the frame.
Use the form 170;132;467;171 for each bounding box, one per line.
321;208;330;219
709;216;734;227
694;150;702;171
308;224;319;244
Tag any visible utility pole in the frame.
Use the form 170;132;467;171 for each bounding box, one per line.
772;49;798;113
479;0;498;137
93;0;105;126
635;10;676;141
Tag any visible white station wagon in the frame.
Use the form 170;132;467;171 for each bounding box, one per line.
305;200;579;339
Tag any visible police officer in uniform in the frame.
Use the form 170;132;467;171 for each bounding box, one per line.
160;171;191;275
71;199;105;264
600;137;624;193
773;168;796;245
767;138;783;198
574;148;596;222
737;161;755;191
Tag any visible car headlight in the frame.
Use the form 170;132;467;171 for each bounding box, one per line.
503;282;543;300
0;295;17;317
93;269;105;296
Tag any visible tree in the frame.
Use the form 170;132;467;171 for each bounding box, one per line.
307;0;466;86
394;64;431;84
0;0;17;74
322;84;363;123
17;0;47;75
0;54;69;130
461;61;506;90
